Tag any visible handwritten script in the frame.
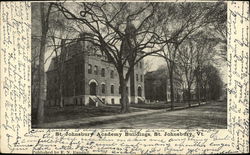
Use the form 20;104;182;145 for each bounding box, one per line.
0;1;249;154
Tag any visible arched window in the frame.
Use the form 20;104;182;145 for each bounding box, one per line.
111;98;115;104
101;84;105;94
94;65;98;75
110;70;114;78
88;64;92;74
138;86;142;97
101;68;105;77
136;74;138;81
111;85;114;94
140;75;143;82
89;82;97;95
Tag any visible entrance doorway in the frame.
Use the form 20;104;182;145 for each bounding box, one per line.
90;82;97;95
138;86;142;97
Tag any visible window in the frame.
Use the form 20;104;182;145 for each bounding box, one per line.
111;85;114;94
110;70;114;78
94;65;98;75
101;68;105;77
101;84;105;94
88;64;92;74
139;62;142;68
136;74;138;81
111;98;115;104
138;86;142;97
90;82;97;95
140;75;143;82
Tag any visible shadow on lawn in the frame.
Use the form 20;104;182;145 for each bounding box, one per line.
32;105;144;125
92;101;227;129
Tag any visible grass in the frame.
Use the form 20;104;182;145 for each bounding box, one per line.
32;104;144;125
130;101;194;110
104;101;201;110
93;101;227;129
131;102;169;109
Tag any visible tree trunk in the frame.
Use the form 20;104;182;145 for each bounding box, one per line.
169;68;174;110
197;78;201;105
165;75;168;104
59;85;63;108
204;85;207;101
187;86;191;107
56;41;64;108
37;3;47;125
119;75;129;113
36;3;51;124
59;61;64;108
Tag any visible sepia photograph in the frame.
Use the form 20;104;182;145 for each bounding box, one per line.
31;1;227;129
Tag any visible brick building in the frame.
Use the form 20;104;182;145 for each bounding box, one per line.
144;67;183;103
46;35;145;106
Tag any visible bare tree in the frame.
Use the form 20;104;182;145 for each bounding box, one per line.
192;31;219;103
197;65;224;101
52;2;171;113
156;2;226;110
177;40;197;107
46;12;80;108
207;2;227;60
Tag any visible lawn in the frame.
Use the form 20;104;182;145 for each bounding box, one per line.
95;101;227;129
32;105;144;125
130;101;192;109
107;101;199;110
